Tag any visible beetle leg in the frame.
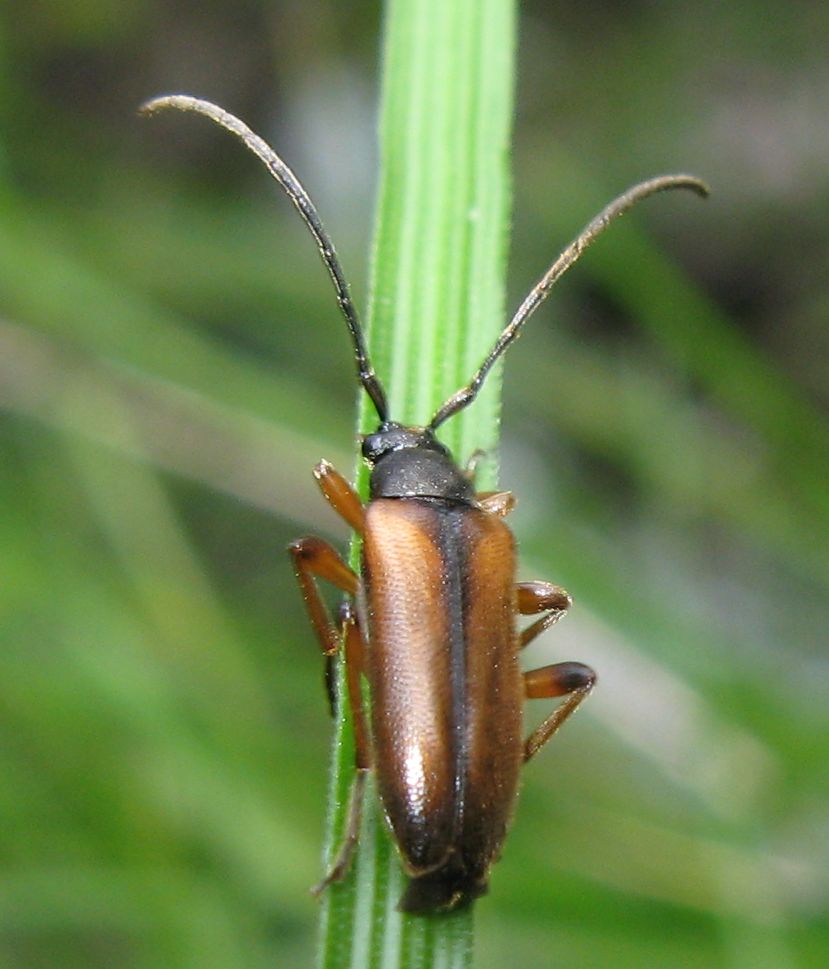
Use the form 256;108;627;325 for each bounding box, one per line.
463;448;487;482
289;535;360;712
516;580;572;647
339;602;371;772
288;536;359;656
311;603;372;896
477;490;516;518
289;543;372;894
516;580;593;761
522;662;596;761
295;461;364;709
314;459;365;533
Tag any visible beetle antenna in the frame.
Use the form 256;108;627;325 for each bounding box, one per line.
429;173;709;430
140;94;389;422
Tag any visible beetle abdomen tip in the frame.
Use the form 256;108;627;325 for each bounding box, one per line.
397;867;489;914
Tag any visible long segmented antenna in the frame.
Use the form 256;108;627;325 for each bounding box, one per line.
140;94;389;423
429;174;709;431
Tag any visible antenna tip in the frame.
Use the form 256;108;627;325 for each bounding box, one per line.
138;94;204;118
138;95;169;116
673;174;711;199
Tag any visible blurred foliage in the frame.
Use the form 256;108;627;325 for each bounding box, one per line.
1;2;827;969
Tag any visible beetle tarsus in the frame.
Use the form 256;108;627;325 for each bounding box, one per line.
523;666;597;762
311;768;369;897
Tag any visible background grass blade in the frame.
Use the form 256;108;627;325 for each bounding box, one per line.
0;3;827;968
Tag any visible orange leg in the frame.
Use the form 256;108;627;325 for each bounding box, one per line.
288;460;364;656
522;662;595;761
515;579;595;761
288;535;358;656
313;459;364;533
477;490;516;518
311;603;372;895
289;461;371;894
516;580;572;647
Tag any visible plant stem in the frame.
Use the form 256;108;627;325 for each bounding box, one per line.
317;0;515;966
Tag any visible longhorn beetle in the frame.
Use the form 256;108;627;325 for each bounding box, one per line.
142;94;708;913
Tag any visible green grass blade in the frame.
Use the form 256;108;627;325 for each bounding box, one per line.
317;0;515;966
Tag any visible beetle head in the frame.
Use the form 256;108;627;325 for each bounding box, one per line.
361;422;447;465
362;422;475;502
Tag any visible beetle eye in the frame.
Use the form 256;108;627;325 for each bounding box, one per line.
361;435;377;461
361;433;383;462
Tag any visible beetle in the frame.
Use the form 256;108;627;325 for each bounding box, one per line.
142;94;708;913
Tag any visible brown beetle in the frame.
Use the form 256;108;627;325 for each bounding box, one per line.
142;95;708;913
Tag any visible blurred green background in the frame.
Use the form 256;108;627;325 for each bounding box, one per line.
1;2;828;967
